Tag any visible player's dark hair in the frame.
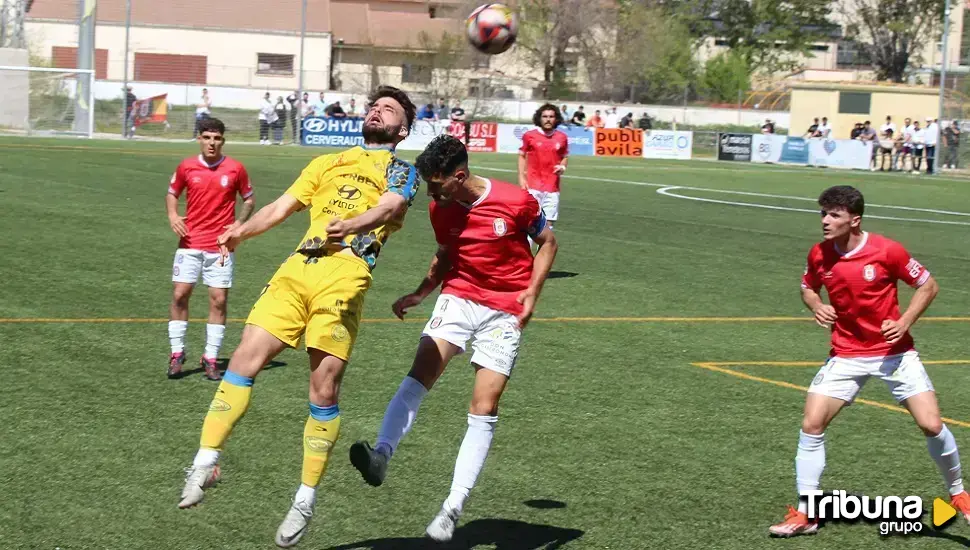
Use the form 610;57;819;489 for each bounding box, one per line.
367;85;416;129
533;103;563;127
818;185;865;216
415;135;468;181
197;117;225;135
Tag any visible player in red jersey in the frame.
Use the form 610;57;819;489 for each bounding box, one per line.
165;118;254;380
769;185;970;537
518;103;568;246
349;135;558;541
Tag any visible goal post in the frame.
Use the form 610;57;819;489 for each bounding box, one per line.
0;65;96;138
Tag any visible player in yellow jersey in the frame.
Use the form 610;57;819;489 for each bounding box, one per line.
176;86;418;548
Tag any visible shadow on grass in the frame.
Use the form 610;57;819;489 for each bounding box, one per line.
320;518;584;550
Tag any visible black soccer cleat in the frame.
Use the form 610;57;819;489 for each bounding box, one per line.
349;440;388;487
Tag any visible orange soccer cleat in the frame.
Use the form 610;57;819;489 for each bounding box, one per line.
768;506;819;537
951;491;970;524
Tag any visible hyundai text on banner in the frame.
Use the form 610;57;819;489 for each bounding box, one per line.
595;128;642;157
642;130;693;160
398;120;446;151
808;139;873;170
717;133;752;161
448;121;498;152
302;117;364;147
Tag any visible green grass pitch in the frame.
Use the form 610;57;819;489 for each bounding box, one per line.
2;137;970;549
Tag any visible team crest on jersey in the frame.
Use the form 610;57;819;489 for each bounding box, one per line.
863;264;876;282
493;218;508;236
220;175;229;187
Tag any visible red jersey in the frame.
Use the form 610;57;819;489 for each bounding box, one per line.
520;128;568;192
168;155;253;252
801;232;930;358
430;179;547;316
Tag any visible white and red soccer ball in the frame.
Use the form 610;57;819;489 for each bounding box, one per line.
466;3;518;55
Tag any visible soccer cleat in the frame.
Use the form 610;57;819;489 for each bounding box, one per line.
951;491;970;524
768;506;818;537
349;440;388;487
426;505;461;542
201;356;221;381
168;352;186;378
178;464;221;508
275;499;314;548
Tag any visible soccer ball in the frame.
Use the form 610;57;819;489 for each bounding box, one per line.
466;3;518;55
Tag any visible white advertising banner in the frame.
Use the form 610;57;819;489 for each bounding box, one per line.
398;120;447;151
808;139;874;170
497;123;536;154
641;130;693;160
750;134;786;164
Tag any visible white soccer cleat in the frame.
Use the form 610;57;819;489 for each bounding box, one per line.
425;505;461;542
178;464;221;508
275;499;314;548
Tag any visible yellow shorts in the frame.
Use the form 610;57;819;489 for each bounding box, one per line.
246;252;372;360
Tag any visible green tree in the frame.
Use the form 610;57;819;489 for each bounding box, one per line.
839;0;947;83
700;49;752;102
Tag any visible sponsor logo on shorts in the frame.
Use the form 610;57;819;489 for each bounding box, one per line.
304;436;334;453
493;218;508;236
331;325;350;342
173;266;180;276
209;398;231;411
220;175;229;187
430;317;442;329
813;372;824;385
177;254;184;264
863;264;876;282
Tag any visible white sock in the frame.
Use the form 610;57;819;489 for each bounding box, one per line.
169;320;188;354
294;483;316;505
375;376;429;457
193;448;220;468
928;425;965;496
444;413;497;513
204;324;226;360
795;430;825;514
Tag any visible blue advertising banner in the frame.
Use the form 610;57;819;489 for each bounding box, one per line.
302;117;364;147
780;137;809;164
558;125;594;156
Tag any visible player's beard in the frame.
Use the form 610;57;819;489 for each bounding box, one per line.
362;121;401;145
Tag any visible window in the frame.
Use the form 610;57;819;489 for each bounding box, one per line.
134;53;207;84
838;91;871;115
961;10;970;66
837;40;871;68
428;6;436;18
256;53;294;76
51;46;109;79
401;63;432;84
809;44;830;52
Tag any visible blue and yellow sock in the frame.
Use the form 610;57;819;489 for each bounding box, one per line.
302;403;341;488
199;371;254;452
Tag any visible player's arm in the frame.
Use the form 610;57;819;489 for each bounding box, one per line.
327;191;408;239
517;152;529;190
166;167;188;237
217;193;304;259
883;247;938;344
237;196;256;224
392;245;452;320
800;250;837;328
517;226;558;327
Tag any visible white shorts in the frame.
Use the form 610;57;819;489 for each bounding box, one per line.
172;248;234;288
807;350;934;404
528;190;560;222
422;294;522;377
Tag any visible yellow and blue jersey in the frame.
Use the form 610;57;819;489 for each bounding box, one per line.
285;145;419;268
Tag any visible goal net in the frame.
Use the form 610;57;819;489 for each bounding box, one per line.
0;66;95;138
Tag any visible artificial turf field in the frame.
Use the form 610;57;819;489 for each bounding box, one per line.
2;137;970;549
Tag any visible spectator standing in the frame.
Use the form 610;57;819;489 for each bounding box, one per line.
762;119;776;134
585;109;604;129
561;104;570;121
818;117;832;138
880;115;896;138
943;120;961;169
124;86;137;139
273;96;287;145
286;91;300;142
850;123;863;140
325;101;346;118
876;123;894;171
194;88;212;138
858;121;877;170
435;98;449;120
604;107;620;129
896;117;915;171
258;92;277;145
924;117;938;175
638;112;653;131
911;120;925;173
570;106;586;126
805;118;820;138
619;112;634;129
346;98;360;118
450;101;466;122
418;103;436;121
313;92;327;117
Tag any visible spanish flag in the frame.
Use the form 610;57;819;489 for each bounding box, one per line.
132;94;168;127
